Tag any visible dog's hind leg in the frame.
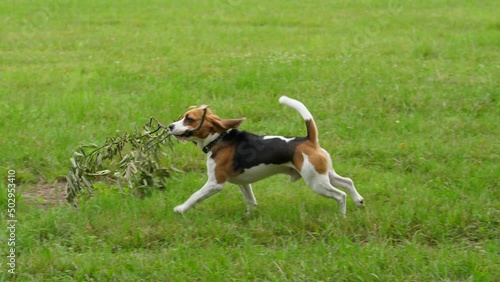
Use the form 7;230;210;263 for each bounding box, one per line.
239;184;258;214
328;170;364;207
320;148;364;207
300;160;347;216
307;175;347;216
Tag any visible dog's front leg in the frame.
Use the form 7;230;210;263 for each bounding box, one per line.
239;184;258;215
174;181;225;214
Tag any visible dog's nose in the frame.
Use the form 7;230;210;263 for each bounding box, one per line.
168;124;174;131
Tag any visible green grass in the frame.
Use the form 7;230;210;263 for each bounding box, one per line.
1;0;499;280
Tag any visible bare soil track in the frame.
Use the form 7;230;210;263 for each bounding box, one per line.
21;181;67;207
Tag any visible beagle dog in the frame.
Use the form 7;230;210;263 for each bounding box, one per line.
168;96;365;216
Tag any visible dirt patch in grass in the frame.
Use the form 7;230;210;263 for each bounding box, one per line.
22;181;68;207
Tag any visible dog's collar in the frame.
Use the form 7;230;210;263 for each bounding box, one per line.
202;132;227;154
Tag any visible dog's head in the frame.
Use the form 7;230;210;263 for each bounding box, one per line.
168;105;245;141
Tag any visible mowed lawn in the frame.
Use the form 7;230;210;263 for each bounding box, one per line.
1;0;499;280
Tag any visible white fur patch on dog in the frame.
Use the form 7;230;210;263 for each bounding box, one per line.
263;136;296;142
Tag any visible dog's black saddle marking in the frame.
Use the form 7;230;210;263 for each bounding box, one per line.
211;129;306;173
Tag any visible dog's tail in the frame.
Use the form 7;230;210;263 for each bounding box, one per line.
279;96;318;146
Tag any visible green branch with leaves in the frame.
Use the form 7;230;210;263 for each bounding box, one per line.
66;117;176;205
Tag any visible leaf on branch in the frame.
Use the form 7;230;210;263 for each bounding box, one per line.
87;170;111;176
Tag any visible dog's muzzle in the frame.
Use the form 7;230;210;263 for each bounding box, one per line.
169;125;194;139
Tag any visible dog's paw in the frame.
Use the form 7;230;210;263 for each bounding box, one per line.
355;197;365;208
173;205;186;214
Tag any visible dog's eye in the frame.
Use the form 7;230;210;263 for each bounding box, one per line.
184;116;194;124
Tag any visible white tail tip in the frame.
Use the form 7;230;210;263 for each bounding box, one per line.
279;96;291;104
278;96;313;121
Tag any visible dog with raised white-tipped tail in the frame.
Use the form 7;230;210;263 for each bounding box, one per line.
168;96;365;216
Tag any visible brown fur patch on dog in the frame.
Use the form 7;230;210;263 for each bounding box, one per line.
212;144;240;183
294;142;328;174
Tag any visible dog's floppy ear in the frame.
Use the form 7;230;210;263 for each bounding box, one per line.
211;117;246;132
186;104;209;109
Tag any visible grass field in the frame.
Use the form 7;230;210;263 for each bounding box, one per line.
1;0;499;280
